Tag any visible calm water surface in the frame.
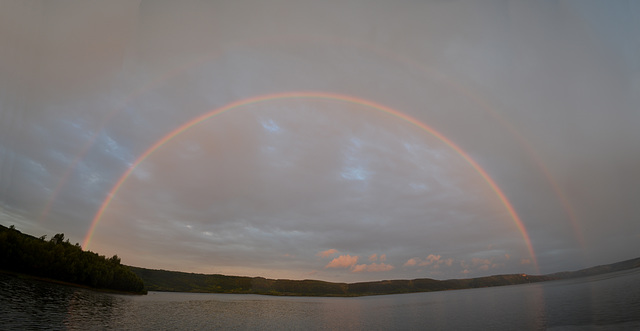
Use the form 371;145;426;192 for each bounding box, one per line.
2;268;639;330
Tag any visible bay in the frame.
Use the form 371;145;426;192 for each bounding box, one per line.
2;268;639;330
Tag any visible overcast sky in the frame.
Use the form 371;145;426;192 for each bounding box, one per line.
1;0;638;282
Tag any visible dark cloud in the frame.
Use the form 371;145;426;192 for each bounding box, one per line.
1;0;638;282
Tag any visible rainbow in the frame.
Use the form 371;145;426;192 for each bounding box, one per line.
36;34;581;255
83;91;539;272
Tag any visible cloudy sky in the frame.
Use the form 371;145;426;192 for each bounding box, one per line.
1;0;638;282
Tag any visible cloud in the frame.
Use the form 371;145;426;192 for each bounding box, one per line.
317;249;338;258
325;255;359;268
352;263;395;273
471;258;491;267
260;118;281;133
457;257;506;274
404;254;453;268
351;264;365;273
404;258;418;267
419;254;441;266
325;252;393;273
2;0;638;283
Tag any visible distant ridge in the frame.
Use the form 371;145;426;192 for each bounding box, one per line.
3;223;638;297
548;257;640;279
129;256;640;297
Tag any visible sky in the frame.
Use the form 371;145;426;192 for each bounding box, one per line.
1;0;639;283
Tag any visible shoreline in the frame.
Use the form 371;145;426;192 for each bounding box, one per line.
0;269;147;295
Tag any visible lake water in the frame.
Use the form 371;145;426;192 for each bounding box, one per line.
2;268;639;330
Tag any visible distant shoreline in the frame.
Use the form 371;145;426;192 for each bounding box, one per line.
3;257;640;298
128;256;640;297
3;224;639;298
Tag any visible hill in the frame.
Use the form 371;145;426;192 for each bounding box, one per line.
129;257;640;297
4;224;638;297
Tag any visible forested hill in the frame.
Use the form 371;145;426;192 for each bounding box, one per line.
548;257;640;279
130;257;640;297
129;266;552;296
0;224;146;294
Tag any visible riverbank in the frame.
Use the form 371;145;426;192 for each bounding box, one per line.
130;257;640;297
0;269;146;295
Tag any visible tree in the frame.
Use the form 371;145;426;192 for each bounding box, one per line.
109;255;121;265
50;233;65;245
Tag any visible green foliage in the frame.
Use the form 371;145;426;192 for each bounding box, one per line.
0;224;145;294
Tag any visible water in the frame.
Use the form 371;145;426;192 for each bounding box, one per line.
2;268;639;330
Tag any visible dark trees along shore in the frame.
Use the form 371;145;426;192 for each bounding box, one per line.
0;224;145;294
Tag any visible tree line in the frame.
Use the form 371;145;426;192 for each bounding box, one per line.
0;224;145;294
130;266;557;297
130;258;640;297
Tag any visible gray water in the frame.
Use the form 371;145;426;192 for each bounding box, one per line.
2;268;639;330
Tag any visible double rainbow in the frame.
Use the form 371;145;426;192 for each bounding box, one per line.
83;91;539;272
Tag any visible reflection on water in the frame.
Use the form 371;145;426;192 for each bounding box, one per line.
2;268;639;330
541;269;640;329
0;273;125;330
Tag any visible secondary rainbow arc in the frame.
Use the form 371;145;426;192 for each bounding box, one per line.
84;91;539;272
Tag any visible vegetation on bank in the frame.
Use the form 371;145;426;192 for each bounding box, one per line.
0;224;145;294
130;257;640;297
4;224;639;297
130;267;556;297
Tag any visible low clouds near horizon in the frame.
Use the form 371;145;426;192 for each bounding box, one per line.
320;250;394;274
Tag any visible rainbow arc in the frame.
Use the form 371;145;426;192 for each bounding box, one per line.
83;91;539;273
